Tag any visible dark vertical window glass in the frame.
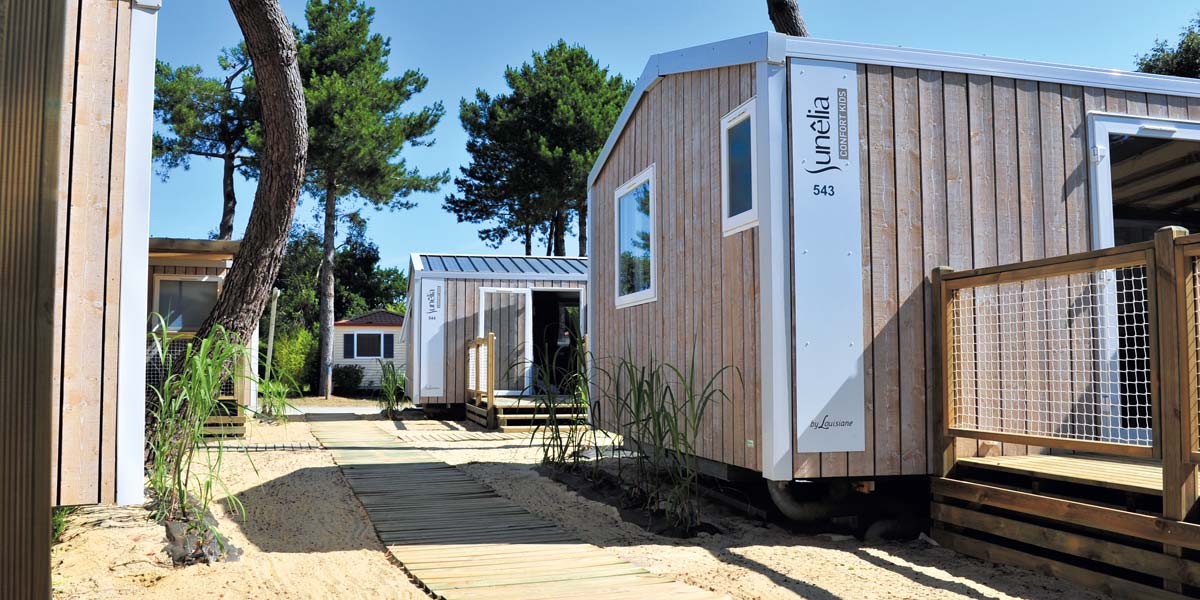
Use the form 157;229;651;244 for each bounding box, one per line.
727;116;753;217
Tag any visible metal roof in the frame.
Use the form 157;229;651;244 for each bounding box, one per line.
588;31;1200;188
415;254;588;277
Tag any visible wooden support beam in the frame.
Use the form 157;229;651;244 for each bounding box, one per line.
1157;226;1199;594
932;266;956;475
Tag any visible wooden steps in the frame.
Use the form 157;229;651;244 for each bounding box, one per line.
202;397;245;438
466;395;587;433
933;455;1200;599
308;417;724;600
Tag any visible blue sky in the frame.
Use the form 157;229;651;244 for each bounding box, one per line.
152;0;1199;269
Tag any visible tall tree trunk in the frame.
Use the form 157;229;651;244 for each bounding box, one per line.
196;0;307;343
218;155;237;240
576;205;587;256
766;0;810;36
318;180;337;398
523;226;532;256
552;209;566;256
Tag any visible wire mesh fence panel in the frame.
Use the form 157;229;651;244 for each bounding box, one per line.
145;337;237;404
949;264;1153;449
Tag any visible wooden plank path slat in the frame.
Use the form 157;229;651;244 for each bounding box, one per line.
308;417;726;600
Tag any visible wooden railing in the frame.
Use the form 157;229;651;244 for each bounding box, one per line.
935;226;1200;518
466;333;497;428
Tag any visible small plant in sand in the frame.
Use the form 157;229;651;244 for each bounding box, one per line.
257;376;296;422
52;506;79;544
604;346;737;530
528;341;596;472
147;314;250;564
377;359;408;419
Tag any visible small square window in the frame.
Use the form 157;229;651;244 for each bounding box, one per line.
356;333;382;358
614;165;656;307
156;278;218;332
721;98;758;235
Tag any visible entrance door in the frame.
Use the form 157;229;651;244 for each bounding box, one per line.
478;288;533;395
1089;113;1200;446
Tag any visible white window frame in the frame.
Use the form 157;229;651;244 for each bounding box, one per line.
151;273;221;333
1086;111;1200;446
720;97;758;235
613;164;657;308
1088;112;1200;249
351;331;385;360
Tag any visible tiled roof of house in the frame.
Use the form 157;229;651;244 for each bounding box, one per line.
335;309;405;326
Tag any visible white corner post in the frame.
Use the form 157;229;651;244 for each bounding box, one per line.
116;0;160;506
758;58;793;481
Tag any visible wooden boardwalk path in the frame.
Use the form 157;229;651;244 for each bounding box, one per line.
308;416;725;600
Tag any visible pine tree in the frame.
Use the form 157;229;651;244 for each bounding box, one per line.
298;0;447;396
153;46;260;240
446;41;630;256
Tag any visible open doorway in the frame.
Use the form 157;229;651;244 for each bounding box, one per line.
1090;113;1200;443
530;289;582;395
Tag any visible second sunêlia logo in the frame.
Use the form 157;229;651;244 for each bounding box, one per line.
809;414;855;430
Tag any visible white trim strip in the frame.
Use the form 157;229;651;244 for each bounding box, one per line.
116;0;159;506
758;61;792;481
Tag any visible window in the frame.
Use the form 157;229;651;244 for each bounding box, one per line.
353;333;383;359
155;277;219;332
721;98;758;235
614;164;656;307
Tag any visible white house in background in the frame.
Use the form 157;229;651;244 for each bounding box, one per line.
333;309;407;389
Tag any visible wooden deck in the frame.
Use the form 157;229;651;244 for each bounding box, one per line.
308;416;724;599
957;453;1164;496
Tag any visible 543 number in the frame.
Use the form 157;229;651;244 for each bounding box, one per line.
812;184;835;197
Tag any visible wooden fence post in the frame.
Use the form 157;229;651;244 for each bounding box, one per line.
1154;226;1195;593
932;266;956;477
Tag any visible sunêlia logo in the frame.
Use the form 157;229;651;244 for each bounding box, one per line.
809;414;854;430
804;89;850;174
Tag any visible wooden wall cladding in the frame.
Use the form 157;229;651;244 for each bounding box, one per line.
1;0;69;596
590;65;762;472
52;0;133;506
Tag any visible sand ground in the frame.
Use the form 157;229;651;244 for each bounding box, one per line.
51;419;424;600
378;417;1104;600
53;416;1103;599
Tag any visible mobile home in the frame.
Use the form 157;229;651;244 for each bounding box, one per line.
405;253;587;426
589;31;1200;596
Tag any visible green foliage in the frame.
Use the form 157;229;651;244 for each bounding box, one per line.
299;0;447;206
270;326;317;393
445;40;631;254
146;315;251;560
1138;15;1200;77
257;378;295;421
52;506;78;545
592;348;737;530
378;359;408;418
266;222;408;336
530;343;593;472
153;47;257;175
153;45;260;238
332;364;364;395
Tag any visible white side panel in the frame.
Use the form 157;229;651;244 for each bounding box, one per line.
418;277;445;397
789;58;866;453
116;0;159;506
758;61;792;480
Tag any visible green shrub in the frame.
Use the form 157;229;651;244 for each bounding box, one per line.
271;327;316;394
332;364;364;395
257;377;294;421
